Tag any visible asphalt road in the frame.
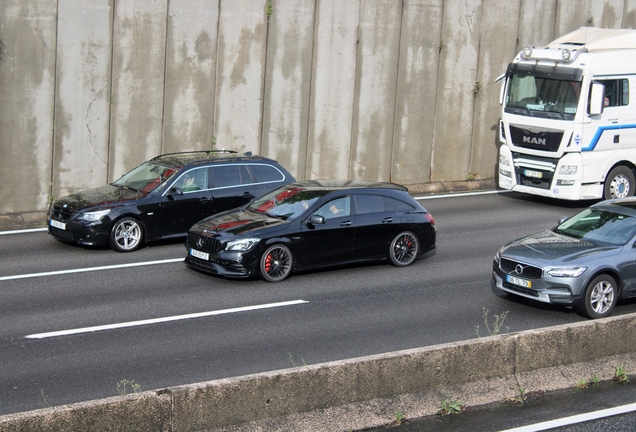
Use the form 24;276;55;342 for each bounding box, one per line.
2;190;636;418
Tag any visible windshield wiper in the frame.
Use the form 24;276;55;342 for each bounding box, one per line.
112;183;139;192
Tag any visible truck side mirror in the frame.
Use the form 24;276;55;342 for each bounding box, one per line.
589;82;605;116
496;73;506;105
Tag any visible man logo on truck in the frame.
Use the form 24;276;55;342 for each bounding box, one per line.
523;136;547;146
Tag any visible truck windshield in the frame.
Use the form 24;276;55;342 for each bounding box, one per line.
506;74;581;121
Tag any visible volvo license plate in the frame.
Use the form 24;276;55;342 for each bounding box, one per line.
507;274;531;288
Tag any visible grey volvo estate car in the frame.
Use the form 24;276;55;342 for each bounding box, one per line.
48;150;295;252
492;197;636;318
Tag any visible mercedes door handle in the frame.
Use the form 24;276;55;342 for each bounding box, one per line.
382;217;393;223
340;221;352;226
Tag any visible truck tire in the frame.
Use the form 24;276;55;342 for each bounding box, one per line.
604;166;635;200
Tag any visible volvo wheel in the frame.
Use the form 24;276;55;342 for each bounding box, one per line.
389;232;419;267
577;274;618;319
260;244;293;282
109;217;143;252
604;166;635;199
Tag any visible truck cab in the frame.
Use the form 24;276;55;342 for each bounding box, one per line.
497;27;636;200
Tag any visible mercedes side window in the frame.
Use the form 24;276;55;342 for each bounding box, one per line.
315;196;350;219
354;195;383;215
387;197;415;212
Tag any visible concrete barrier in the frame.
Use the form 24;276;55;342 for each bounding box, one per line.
2;312;636;431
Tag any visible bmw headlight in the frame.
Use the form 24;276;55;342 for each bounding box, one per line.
78;209;111;222
225;238;261;252
547;267;587;278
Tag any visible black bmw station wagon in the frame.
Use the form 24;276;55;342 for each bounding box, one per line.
48;150;295;252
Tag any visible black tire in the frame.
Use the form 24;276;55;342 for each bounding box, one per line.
577;274;618;319
109;217;143;252
604;166;635;200
259;244;293;282
389;232;419;267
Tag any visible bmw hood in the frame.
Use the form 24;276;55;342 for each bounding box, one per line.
193;209;287;237
53;185;146;212
501;230;621;265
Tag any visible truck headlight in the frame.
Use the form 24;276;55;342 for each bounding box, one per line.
499;154;510;166
559;165;578;175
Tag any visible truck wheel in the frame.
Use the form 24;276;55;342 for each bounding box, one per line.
604;166;635;200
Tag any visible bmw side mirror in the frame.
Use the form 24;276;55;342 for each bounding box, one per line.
308;214;325;225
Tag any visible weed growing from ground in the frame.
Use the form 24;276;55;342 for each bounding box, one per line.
614;365;629;383
438;399;464;415
577;373;602;389
40;389;50;407
393;410;406;425
475;308;510;337
288;352;307;367
117;379;141;395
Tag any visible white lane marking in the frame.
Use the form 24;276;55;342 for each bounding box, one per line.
0;258;184;282
0;227;47;235
26;300;309;339
414;190;507;200
499;401;636;431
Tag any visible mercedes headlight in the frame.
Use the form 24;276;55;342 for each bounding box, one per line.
225;238;261;252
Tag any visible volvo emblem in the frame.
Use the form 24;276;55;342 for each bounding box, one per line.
515;264;524;275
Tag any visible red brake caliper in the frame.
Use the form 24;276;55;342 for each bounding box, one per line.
265;253;272;272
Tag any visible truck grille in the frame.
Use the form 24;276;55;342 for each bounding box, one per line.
509;126;563;152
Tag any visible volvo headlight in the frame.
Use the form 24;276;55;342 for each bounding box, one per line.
225;238;261;252
559;165;578;175
78;209;111;222
547;267;587;278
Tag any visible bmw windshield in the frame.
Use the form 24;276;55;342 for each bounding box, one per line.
112;162;178;193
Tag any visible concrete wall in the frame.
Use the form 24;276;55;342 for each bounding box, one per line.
1;0;635;215
2;312;636;431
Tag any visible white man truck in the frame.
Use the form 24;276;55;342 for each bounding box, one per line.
497;27;636;200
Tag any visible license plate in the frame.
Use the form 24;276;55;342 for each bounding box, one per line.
524;169;543;179
190;248;209;261
50;219;66;230
507;274;532;288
